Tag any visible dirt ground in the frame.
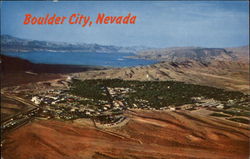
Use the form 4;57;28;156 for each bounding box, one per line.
2;110;249;159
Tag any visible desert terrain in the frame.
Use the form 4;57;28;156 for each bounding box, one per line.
1;46;249;159
2;110;249;159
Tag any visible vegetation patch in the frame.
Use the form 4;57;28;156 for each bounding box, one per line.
210;113;231;117
228;118;249;124
220;110;250;117
70;79;247;109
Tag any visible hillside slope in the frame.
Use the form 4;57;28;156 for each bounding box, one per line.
74;59;249;93
74;45;249;93
2;110;249;159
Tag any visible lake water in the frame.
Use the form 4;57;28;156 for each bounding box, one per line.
2;52;157;67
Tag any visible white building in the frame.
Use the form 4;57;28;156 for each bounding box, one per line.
31;96;41;105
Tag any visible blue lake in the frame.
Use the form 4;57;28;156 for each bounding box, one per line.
2;52;157;67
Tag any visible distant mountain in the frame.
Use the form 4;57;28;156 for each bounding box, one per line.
0;35;151;53
2;34;248;64
136;47;236;63
226;46;249;62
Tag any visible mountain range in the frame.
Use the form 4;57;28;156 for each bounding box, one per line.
2;35;248;63
1;35;151;53
136;46;249;63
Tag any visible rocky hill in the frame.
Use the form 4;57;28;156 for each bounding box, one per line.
226;46;249;62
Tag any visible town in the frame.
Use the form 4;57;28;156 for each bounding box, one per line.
1;78;249;136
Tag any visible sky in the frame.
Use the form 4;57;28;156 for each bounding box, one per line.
1;1;249;48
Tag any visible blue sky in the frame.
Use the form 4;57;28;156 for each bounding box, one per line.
1;1;249;48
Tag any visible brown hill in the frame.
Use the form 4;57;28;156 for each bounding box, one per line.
74;59;249;93
74;46;249;93
0;55;105;87
0;55;105;74
2;110;249;159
